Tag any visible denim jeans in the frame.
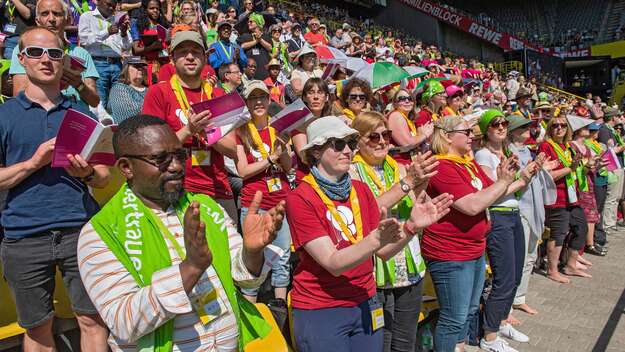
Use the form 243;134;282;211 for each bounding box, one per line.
377;280;424;352
427;255;485;352
93;59;122;110
239;206;291;296
483;210;525;332
3;35;18;60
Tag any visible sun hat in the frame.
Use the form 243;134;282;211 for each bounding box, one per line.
505;114;532;132
566;115;594;132
478;109;505;135
295;45;317;62
217;21;232;30
604;106;622;117
445;85;464;98
515;86;532;100
242;80;270;99
422;80;445;102
533;100;554;111
301;116;359;152
266;58;281;68
170;30;205;51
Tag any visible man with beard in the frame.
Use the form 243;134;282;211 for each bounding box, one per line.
0;27;109;351
142;30;240;223
10;0;100;108
78;115;285;351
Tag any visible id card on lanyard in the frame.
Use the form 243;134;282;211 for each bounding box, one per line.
368;296;385;331
3;1;16;34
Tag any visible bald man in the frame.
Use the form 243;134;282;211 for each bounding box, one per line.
9;0;100;108
0;27;109;351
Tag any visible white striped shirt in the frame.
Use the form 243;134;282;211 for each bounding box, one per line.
78;206;280;351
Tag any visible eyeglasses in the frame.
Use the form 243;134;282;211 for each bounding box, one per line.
227;70;241;75
552;123;568;130
395;96;413;103
228;9;236;13
20;46;64;60
327;137;359;152
122;148;189;171
367;130;392;144
448;128;473;136
490;120;509;129
348;93;367;101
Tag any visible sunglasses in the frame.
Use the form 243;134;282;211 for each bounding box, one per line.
228;9;236;12
367;130;392;144
395;96;413;103
21;46;64;60
327;137;359;152
552;123;568;130
448;128;473;136
348;93;367;101
490;120;509;129
122;148;189;171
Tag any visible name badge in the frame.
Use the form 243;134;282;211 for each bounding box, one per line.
368;296;385;331
191;288;227;325
3;23;16;34
266;176;282;192
252;48;260;56
192;149;211;166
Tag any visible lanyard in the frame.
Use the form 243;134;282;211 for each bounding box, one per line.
151;208;186;261
218;40;232;61
246;117;276;160
352;153;399;196
6;0;14;22
69;0;90;15
396;110;416;136
169;74;213;121
546;138;572;166
302;173;363;244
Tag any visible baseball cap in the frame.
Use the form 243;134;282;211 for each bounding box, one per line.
217;21;232;30
170;31;205;52
243;80;270;98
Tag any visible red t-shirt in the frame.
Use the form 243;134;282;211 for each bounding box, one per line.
537;141;579;208
286;181;380;309
415;109;433;127
304;32;328;46
422;159;493;261
236;128;290;210
157;63;215;83
141;81;232;199
263;77;285;104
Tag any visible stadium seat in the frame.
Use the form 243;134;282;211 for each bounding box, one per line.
244;303;290;352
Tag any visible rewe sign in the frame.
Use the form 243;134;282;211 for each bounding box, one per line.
400;0;541;52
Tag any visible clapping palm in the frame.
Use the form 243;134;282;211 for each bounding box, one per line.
409;191;453;228
242;191;286;253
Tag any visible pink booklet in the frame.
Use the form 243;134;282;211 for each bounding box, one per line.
269;99;313;135
156;24;168;42
114;12;128;26
191;91;250;146
52;109;117;167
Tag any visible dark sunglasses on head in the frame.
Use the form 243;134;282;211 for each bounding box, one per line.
395;96;413;103
490;120;509;129
348;93;367;101
367;130;392;144
327;137;359;152
552;123;568;129
21;46;64;60
122;148;189;171
448;128;473;136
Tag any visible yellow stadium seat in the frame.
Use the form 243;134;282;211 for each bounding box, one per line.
244;303;289;352
92;166;125;206
287;292;297;351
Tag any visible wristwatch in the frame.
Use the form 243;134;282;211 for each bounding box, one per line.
81;168;96;183
77;82;86;93
399;178;412;193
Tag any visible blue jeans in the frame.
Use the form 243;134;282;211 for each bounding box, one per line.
239;206;291;296
93;59;122;110
483;210;525;332
293;299;383;352
3;35;18;59
427;255;485;352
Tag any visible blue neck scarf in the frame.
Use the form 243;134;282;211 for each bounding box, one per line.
311;166;352;201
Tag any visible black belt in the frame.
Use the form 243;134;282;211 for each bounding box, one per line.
92;56;122;63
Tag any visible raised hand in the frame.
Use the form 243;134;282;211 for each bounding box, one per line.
182;201;213;272
64;154;95;179
418;122;434;140
497;156;517;185
406;151;439;188
242;191;285;253
374;207;403;246
28;138;56;170
408;191;453;228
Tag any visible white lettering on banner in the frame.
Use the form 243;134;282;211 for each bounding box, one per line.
509;37;525;50
123;187;145;281
413;0;462;26
468;23;502;45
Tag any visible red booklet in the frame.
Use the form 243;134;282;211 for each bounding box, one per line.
269;99;313;135
52;109;117;167
190;91;250;146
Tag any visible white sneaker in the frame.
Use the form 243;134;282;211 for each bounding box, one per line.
498;323;530;343
480;337;519;352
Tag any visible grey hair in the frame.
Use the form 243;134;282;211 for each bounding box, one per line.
36;0;69;18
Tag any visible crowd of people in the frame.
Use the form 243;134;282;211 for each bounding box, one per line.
1;1;625;352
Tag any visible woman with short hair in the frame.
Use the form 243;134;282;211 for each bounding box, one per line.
339;78;372;124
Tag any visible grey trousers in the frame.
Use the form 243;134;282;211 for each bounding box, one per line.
513;215;540;306
602;168;624;229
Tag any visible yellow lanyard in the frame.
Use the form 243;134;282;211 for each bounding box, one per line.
218;40;232;61
436;153;480;180
6;0;15;22
169;74;213;118
303;173;363;244
396;110;417;136
246;117;276;160
342;108;356;121
352;153;400;193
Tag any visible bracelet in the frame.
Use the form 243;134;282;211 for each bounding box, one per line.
403;220;418;237
81;168;96;183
